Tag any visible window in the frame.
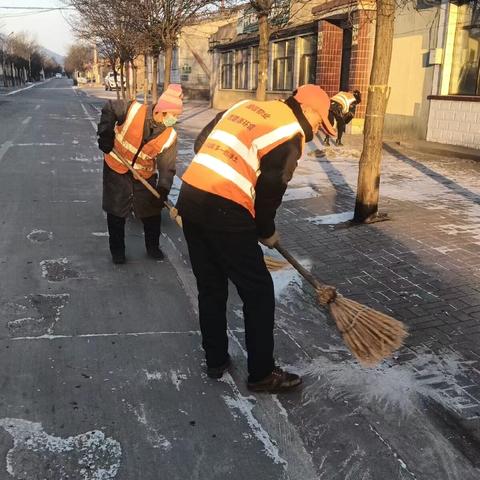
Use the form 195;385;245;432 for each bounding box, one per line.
298;35;317;86
449;4;480;95
251;46;259;90
235;49;250;89
272;39;295;91
221;51;233;89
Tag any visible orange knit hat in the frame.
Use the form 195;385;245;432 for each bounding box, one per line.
154;84;183;115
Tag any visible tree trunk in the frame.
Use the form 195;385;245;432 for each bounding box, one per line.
113;65;120;101
164;44;173;90
353;0;395;223
152;54;159;103
256;12;269;101
132;61;138;100
125;61;132;100
143;54;149;104
120;61;126;100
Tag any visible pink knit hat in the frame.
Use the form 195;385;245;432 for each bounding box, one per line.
154;84;183;115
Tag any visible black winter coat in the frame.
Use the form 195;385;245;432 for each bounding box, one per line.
97;100;177;219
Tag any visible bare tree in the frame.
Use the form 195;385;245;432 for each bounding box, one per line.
249;1;272;101
68;0;143;100
135;0;218;101
353;0;396;223
7;32;38;81
64;43;93;76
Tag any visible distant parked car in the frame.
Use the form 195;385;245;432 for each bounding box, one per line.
104;71;125;91
55;73;62;79
76;77;88;84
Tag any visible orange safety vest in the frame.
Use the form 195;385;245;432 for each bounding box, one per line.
182;100;305;217
104;101;177;179
331;91;356;115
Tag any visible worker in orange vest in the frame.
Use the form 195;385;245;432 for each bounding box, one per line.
323;89;361;146
97;84;182;264
176;84;336;393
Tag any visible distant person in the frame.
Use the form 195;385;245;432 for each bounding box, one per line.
97;84;182;264
324;89;361;147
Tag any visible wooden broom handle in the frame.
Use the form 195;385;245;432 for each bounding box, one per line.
111;148;176;211
274;242;330;291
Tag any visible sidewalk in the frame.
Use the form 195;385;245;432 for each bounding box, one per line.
174;101;480;475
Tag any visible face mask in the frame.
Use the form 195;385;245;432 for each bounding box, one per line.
163;115;177;127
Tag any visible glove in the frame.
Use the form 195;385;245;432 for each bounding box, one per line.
156;187;168;204
259;231;279;249
169;206;179;221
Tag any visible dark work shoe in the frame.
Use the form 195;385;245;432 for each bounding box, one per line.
335;139;344;147
207;356;231;379
111;252;126;264
323;137;330;146
247;367;302;393
146;247;165;260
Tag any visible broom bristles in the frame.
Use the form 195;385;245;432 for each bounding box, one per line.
324;293;408;366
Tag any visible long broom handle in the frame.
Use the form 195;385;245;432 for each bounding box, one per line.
111;148;177;215
274;242;329;291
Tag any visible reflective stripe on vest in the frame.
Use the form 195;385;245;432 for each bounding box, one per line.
331;92;356;114
182;100;304;217
105;101;177;179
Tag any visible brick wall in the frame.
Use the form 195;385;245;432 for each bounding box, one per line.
316;20;343;97
348;10;374;119
427;100;480;149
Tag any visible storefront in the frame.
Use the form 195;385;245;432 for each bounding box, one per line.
210;1;320;109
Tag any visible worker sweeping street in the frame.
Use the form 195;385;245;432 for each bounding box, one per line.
323;89;361;146
97;84;182;264
175;84;337;393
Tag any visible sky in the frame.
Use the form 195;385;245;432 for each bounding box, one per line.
0;0;75;56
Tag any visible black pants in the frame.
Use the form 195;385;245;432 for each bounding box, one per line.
107;213;161;254
183;219;275;382
326;105;346;143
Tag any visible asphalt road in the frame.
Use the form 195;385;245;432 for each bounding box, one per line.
0;79;291;480
1;79;479;480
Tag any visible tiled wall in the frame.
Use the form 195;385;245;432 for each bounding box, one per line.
427;99;480;149
316;20;343;97
348;10;375;118
315;12;374;119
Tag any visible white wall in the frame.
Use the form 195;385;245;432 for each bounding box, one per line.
427;99;480;149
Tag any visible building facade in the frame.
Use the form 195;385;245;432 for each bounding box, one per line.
187;1;479;149
426;0;480;149
210;0;323;109
158;9;241;99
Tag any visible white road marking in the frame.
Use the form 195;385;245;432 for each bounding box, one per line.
0;78;53;96
3;84;36;96
34;104;40;110
81;103;98;132
11;330;201;341
0;140;13;163
15;142;62;146
22;116;32;125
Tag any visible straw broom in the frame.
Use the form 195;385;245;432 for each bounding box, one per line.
111;152;407;363
274;243;408;366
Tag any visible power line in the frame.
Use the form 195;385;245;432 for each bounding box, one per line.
0;6;73;10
